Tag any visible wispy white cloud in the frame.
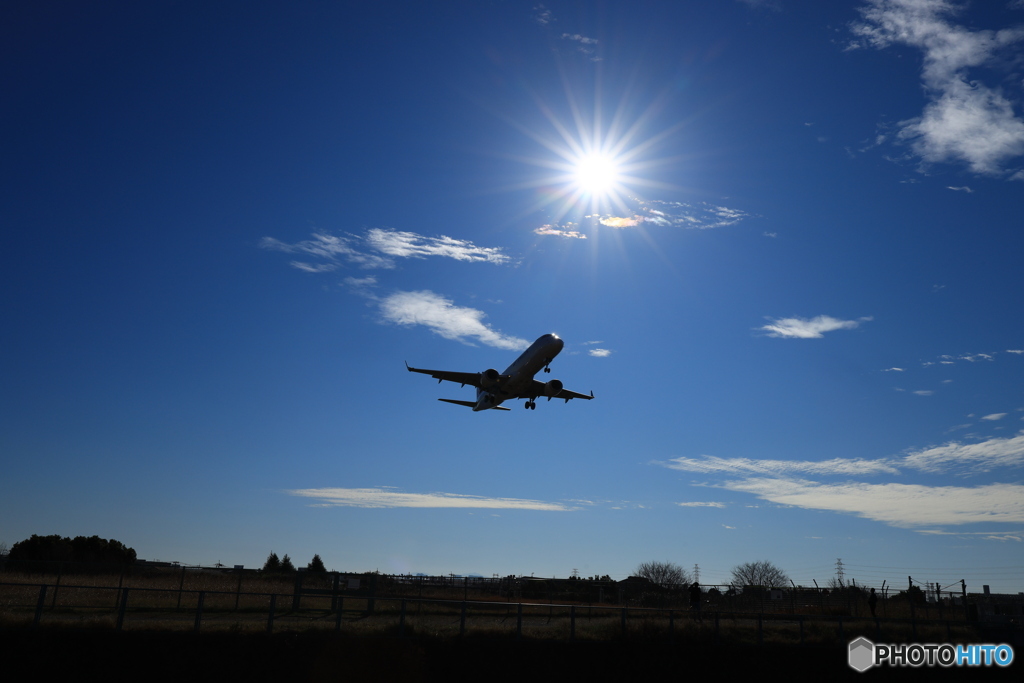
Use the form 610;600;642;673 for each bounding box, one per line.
757;315;872;339
982;413;1008;421
883;367;905;372
288;487;573;511
260;233;392;270
561;33;597;45
664;455;900;476
560;32;600;60
262;229;509;272
850;0;1024;176
914;390;934;396
588;348;612;358
721;478;1024;527
379;290;528;350
533;4;552;26
1007;349;1024;354
903;434;1024;473
365;228;509;264
599;216;643;227
947;185;973;192
634;199;750;229
343;276;377;289
558;200;750;233
535;223;587;239
677;501;727;508
663;434;1024;531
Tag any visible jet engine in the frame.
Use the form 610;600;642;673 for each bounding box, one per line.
543;379;563;398
478;368;500;388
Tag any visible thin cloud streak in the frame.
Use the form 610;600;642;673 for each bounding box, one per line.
902;434;1024;474
288;487;573;511
379;290;529;350
720;478;1024;527
665;455;900;476
664;434;1024;531
758;315;872;339
262;229;509;271
535;223;587;239
365;228;509;264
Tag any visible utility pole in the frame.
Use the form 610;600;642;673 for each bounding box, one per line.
835;558;845;587
693;564;700;584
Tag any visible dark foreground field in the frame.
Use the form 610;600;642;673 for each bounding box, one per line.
5;628;1019;682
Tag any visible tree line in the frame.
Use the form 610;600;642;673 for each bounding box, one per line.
3;534;136;571
261;551;326;573
634;560;790;588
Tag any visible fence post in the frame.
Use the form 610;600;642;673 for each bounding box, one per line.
292;572;303;611
335;596;344;632
399;600;406;637
331;573;340;612
267;594;277;634
460;601;466;637
194;591;205;633
714;610;719;643
177;565;186;610
235;570;243;611
798;615;804;645
669;610;674;640
570;605;575;641
116;588;130;632
367;574;376;615
516;603;522;639
52;562;63;609
838;615;844;643
757;614;763;645
621;607;627;636
33;585;47;628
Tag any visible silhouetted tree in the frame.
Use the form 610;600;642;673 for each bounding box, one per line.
7;535;135;572
730;560;789;588
280;554;295;572
307;554;326;573
262;552;281;572
634;561;691;587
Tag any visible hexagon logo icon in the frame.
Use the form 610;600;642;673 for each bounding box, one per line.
849;637;875;672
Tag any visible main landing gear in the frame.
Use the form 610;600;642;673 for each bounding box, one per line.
524;400;536;410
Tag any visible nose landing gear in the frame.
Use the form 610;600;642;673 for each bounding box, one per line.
524;400;536;410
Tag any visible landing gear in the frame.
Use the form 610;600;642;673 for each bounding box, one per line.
543;366;551;373
524;400;536;410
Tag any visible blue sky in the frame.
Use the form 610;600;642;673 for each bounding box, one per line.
3;0;1024;592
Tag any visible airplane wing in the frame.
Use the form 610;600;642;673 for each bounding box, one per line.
438;398;511;411
405;363;483;388
528;380;594;402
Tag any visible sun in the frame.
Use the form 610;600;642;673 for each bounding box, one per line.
572;152;621;196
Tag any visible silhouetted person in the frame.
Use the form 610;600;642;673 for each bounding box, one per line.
868;587;878;617
688;582;702;619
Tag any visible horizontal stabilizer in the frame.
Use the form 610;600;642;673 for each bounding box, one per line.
438;399;510;411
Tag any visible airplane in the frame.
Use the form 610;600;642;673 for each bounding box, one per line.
406;333;594;411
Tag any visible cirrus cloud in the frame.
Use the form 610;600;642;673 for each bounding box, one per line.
757;315;872;339
288;487;573;511
379;290;528;350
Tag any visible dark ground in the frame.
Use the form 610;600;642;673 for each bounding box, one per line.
4;628;1020;682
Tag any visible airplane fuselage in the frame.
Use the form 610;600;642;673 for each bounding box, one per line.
473;333;564;410
406;332;592;412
